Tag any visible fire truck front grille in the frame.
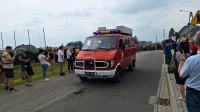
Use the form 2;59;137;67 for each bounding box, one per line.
75;61;83;67
95;62;108;68
84;60;95;68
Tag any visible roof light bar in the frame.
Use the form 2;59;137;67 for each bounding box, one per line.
93;26;132;36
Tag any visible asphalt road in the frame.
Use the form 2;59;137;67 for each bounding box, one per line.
38;50;163;112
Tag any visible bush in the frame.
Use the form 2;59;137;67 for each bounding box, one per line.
14;50;39;65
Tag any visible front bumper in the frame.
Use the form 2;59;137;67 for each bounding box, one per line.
75;69;116;78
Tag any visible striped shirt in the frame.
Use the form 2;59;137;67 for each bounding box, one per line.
1;51;14;69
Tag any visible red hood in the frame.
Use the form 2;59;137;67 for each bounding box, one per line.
76;50;117;60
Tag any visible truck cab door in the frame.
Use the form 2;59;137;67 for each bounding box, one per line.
118;39;126;69
123;37;132;67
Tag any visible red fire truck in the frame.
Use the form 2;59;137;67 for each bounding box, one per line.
75;26;136;82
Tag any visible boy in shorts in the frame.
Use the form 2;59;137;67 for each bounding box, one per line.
1;46;17;92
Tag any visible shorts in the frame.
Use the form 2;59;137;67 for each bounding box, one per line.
21;65;26;71
4;69;14;78
58;62;64;67
26;67;34;76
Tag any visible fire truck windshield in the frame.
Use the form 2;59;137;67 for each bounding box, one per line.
82;36;117;50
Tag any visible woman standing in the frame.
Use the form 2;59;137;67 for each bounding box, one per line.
67;48;73;73
38;49;49;81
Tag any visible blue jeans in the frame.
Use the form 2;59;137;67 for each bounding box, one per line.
186;87;200;112
165;55;172;64
42;64;48;80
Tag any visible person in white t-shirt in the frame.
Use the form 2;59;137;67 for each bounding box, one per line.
38;49;49;81
57;46;65;76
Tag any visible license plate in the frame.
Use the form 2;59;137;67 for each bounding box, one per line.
85;72;95;76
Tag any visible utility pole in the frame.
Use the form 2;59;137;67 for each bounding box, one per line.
43;27;47;48
1;32;4;50
13;31;17;48
163;29;166;41
28;29;30;45
156;35;158;43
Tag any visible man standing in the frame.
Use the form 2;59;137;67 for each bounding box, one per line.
19;48;34;86
178;31;200;112
18;48;27;80
164;40;173;64
1;46;17;92
58;46;65;76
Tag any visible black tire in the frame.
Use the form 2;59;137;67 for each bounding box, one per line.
128;60;135;71
79;77;88;81
112;68;121;83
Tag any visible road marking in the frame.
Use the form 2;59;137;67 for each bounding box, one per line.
148;96;157;105
32;86;85;112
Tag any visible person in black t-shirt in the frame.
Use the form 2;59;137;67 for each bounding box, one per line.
18;48;34;86
48;48;56;72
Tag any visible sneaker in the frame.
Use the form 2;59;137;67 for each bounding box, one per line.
25;83;29;86
43;78;50;81
60;73;65;76
9;88;18;92
28;83;33;86
5;86;9;90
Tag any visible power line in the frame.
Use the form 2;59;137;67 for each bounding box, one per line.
163;29;166;40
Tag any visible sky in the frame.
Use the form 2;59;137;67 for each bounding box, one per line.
0;0;199;48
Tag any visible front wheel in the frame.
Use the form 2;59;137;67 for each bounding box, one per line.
128;60;135;71
112;68;121;83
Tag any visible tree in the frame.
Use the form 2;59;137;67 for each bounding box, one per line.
168;28;175;39
174;32;180;42
135;36;138;44
66;41;83;48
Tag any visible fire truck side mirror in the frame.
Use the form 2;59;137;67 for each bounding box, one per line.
197;14;200;23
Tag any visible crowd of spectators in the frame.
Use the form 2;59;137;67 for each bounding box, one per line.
164;32;200;112
0;45;80;93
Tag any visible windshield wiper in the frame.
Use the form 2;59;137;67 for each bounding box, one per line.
82;49;95;51
96;47;110;50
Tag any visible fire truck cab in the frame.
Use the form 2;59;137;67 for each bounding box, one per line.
75;26;136;82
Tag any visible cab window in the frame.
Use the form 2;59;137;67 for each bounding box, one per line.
129;37;135;46
124;38;130;48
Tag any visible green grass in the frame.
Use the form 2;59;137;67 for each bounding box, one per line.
0;62;68;89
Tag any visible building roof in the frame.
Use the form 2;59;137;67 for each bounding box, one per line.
178;24;200;37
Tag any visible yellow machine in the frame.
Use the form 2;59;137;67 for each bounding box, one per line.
191;10;200;24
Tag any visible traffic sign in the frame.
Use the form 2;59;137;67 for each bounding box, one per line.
191;10;200;24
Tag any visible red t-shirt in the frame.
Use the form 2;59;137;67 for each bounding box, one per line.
190;44;198;55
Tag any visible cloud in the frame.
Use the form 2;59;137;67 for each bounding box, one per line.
110;0;169;14
58;9;92;18
25;17;44;27
0;0;199;48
